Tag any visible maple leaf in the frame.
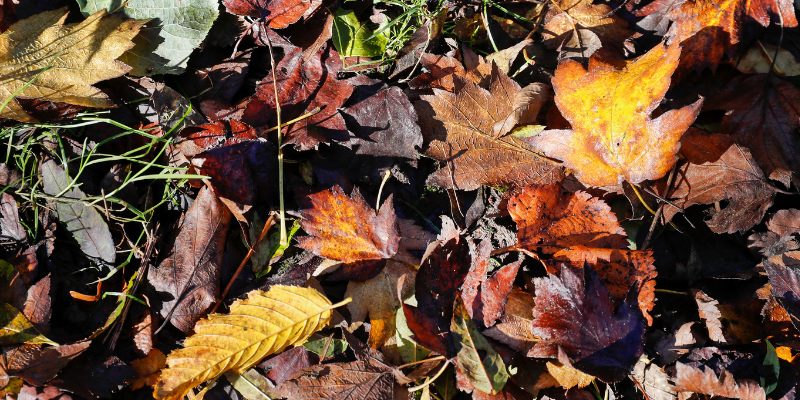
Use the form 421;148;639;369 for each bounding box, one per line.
672;363;766;400
296;186;400;281
542;0;634;60
661;129;777;234
527;41;702;187
529;265;645;383
416;64;563;190
147;186;232;334
0;8;145;122
243;45;353;150
664;0;797;77
222;0;319;29
706;74;800;188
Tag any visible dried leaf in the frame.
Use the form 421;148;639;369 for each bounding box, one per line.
706;74;800;188
534;361;594;390
0;192;25;243
276;359;409;400
528;41;701;187
223;0;318;28
22;274;51;335
154;285;336;400
543;0;633;59
0;303;55;346
417;64;563;190
483;288;539;354
764;251;800;332
130;349;166;390
661;129;777;234
529;266;644;383
452;296;508;394
132;310;154;356
2;341;91;386
0;8;144;122
672;363;765;400
41;160;115;265
148;186;232;333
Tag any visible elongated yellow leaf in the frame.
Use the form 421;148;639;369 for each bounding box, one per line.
154;285;346;400
0;8;145;122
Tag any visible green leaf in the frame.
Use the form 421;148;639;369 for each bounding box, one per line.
451;295;508;394
303;334;349;358
332;9;388;58
76;0;219;75
42;160;115;266
0;303;57;345
224;369;274;400
396;306;430;364
761;340;780;394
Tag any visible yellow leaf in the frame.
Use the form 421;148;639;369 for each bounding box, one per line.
154;285;348;400
0;8;145;122
0;303;57;346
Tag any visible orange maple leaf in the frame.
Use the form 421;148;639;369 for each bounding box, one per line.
528;41;702;188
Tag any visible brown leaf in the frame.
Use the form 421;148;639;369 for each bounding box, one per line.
529;265;644;383
417;64;563;190
692;290;726;343
0;192;25;243
672;363;765;400
244;45;353;150
22;274;51;335
542;0;633;60
528;41;701;187
177;119;260;158
408;52;491;93
483;288;539;354
508;184;628;254
764;251;800;332
296;186;400;281
132;310;154;357
662;129;777;234
258;346;313;386
2;341;90;386
461;241;522;328
534;361;594;390
222;0;319;28
130;349;167;390
276;359;409;400
749;210;800;257
706;74;800;188
148;186;232;333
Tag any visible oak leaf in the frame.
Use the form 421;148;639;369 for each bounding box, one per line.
706;74;800;188
661;129;777;234
296;186;400;281
528;41;701;187
416;64;563;190
0;8;145;122
154;285;338;400
529;265;645;383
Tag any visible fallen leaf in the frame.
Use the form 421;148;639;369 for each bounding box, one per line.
1;341;91;386
452;295;509;394
50;356;136;399
344;260;415;349
529;265;645;383
528;41;701;187
244;45;353;150
483;288;540;354
342;75;423;160
417;64;563;190
672;362;765;400
42;153;115;267
130;349;167;390
296;186;400;281
132;310;154;356
661;129;777;234
22;274;51;335
276;359;409;400
0;303;54;346
508;184;628;254
665;0;797;77
461;241;523;328
332;9;388;58
222;0;318;28
748;209;800;257
154;285;337;400
0;192;25;243
78;0;219;75
403;234;472;357
706;73;800;188
736;42;800;76
534;361;594;390
408;52;490;93
693;290;726;343
0;8;144;122
178;119;261;157
764;251;800;332
542;0;633;59
179;48;253;105
258;346;313;386
148;186;232;333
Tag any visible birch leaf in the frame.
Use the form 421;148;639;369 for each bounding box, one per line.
0;8;144;122
154;285;342;400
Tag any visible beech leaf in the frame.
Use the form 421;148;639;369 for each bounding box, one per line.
154;285;340;400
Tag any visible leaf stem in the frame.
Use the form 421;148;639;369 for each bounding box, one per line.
407;359;451;392
398;355;446;369
376;169;392;211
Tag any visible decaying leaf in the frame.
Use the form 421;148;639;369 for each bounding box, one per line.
148;186;232;333
223;0;319;28
452;296;508;394
417;64;563;190
483;288;540;354
154;285;337;400
672;362;766;400
0;8;145;122
542;0;633;59
276;359;409;400
528;41;701;187
1;341;91;386
764;251;800;331
529;265;644;383
0;303;55;346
